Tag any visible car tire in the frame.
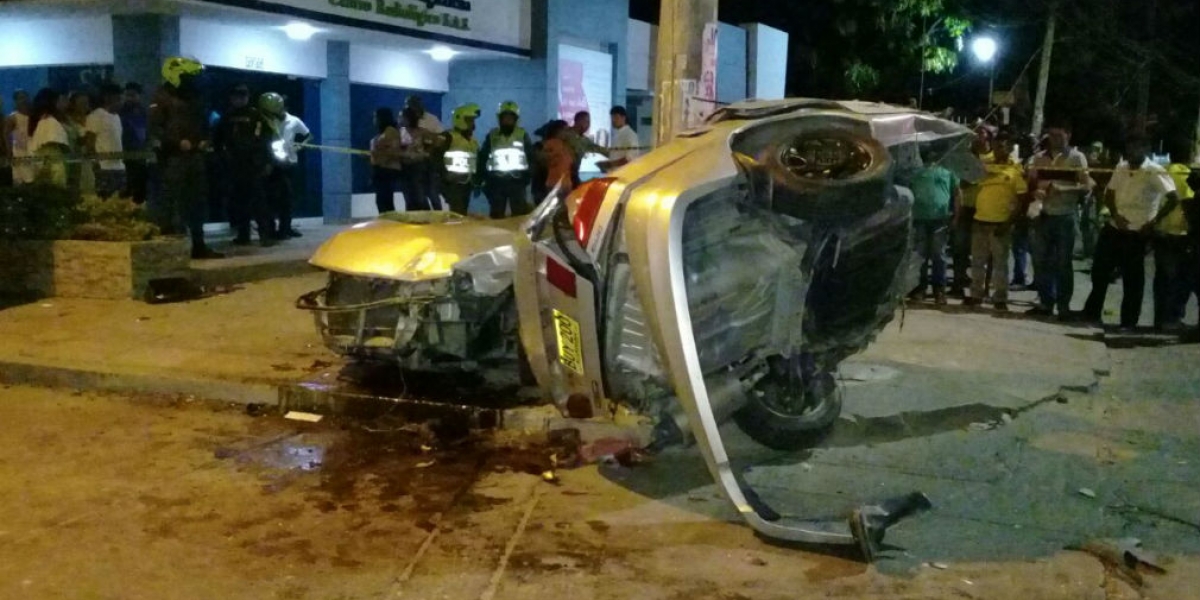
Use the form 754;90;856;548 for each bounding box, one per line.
756;126;893;221
732;371;842;451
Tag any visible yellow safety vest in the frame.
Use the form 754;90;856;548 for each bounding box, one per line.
443;130;479;183
486;127;528;175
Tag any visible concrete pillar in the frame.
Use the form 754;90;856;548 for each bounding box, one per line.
653;0;718;145
111;15;180;90
320;41;352;223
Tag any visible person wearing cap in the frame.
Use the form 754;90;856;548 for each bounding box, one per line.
213;83;274;246
440;103;481;215
478;100;533;218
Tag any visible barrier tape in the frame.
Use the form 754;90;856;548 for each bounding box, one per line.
0;150;158;167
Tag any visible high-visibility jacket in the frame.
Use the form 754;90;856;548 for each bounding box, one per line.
485;127;529;176
443;130;479;183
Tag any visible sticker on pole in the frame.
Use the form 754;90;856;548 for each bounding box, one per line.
552;309;585;375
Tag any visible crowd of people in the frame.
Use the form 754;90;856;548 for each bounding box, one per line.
368;98;640;220
907;121;1199;332
1;57;313;260
2;83;150;200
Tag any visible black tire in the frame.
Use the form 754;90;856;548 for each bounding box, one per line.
733;372;842;451
757;126;892;221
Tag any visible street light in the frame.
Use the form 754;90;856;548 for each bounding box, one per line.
971;35;999;107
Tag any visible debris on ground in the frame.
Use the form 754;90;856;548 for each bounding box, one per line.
284;411;324;423
1078;487;1097;499
927;562;949;570
1070;538;1168;587
541;470;560;484
271;363;295;372
416;460;436;468
308;359;334;371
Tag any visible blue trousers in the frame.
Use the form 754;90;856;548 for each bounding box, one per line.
1031;213;1077;313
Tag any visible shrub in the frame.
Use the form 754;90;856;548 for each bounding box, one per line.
70;196;160;242
0;183;80;241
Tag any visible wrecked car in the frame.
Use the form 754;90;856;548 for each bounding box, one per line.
298;99;982;558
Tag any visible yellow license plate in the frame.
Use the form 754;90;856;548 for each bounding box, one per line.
552;309;584;375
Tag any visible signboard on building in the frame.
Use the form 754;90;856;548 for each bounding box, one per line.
558;44;614;174
200;0;531;52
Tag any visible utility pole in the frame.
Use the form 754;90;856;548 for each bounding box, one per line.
653;0;718;146
1030;4;1057;137
1134;0;1157;135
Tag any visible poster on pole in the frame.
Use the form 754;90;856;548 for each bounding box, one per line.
692;22;719;127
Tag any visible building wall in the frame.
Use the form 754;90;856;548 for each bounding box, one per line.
716;23;747;104
626;20;654;92
349;45;450;92
180;17;328;79
444;58;547;136
0;16;114;68
745;23;788;100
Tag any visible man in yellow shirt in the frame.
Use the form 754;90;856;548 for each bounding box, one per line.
1154;143;1196;330
965;134;1027;311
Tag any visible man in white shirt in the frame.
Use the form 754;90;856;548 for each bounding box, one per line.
1081;136;1180;328
598;105;640;172
5;90;33;184
85;83;125;198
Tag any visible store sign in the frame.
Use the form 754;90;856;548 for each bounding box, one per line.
219;0;530;50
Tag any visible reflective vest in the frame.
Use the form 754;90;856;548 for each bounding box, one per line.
443;130;479;183
486;127;528;176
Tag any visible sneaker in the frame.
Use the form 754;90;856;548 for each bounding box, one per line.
993;302;1009;312
963;297;983;307
286;228;303;238
934;291;948;305
191;247;225;260
1025;306;1054;317
259;237;278;248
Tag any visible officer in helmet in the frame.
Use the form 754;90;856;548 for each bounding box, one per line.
149;56;222;259
478;100;533;218
258;92;311;239
440;103;480;215
214;83;274;246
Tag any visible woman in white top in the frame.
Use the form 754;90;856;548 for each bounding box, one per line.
28;88;71;188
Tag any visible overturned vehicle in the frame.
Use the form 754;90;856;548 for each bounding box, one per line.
299;99;981;558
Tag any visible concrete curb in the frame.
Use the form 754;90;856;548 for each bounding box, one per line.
0;359;278;405
192;259;318;288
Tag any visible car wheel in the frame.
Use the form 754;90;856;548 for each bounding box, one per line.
756;125;893;221
733;370;841;451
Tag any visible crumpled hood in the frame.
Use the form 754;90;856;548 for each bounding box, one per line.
309;215;522;281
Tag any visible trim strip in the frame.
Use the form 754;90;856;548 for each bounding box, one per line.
194;0;533;57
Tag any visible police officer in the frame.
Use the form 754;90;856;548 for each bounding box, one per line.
258;92;311;239
440;103;480;215
149;57;222;259
478;101;533;218
214;83;274;246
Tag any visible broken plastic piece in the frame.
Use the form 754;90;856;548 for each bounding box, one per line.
1078;487;1097;499
284;411;323;423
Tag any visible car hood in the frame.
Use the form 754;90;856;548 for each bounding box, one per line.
310;215;523;281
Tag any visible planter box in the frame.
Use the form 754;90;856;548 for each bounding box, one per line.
0;238;192;300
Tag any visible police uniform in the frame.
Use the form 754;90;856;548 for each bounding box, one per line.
478;101;532;219
214;90;274;244
150;57;219;259
440;103;480;215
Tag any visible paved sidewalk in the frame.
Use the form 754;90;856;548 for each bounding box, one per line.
0;274;336;402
